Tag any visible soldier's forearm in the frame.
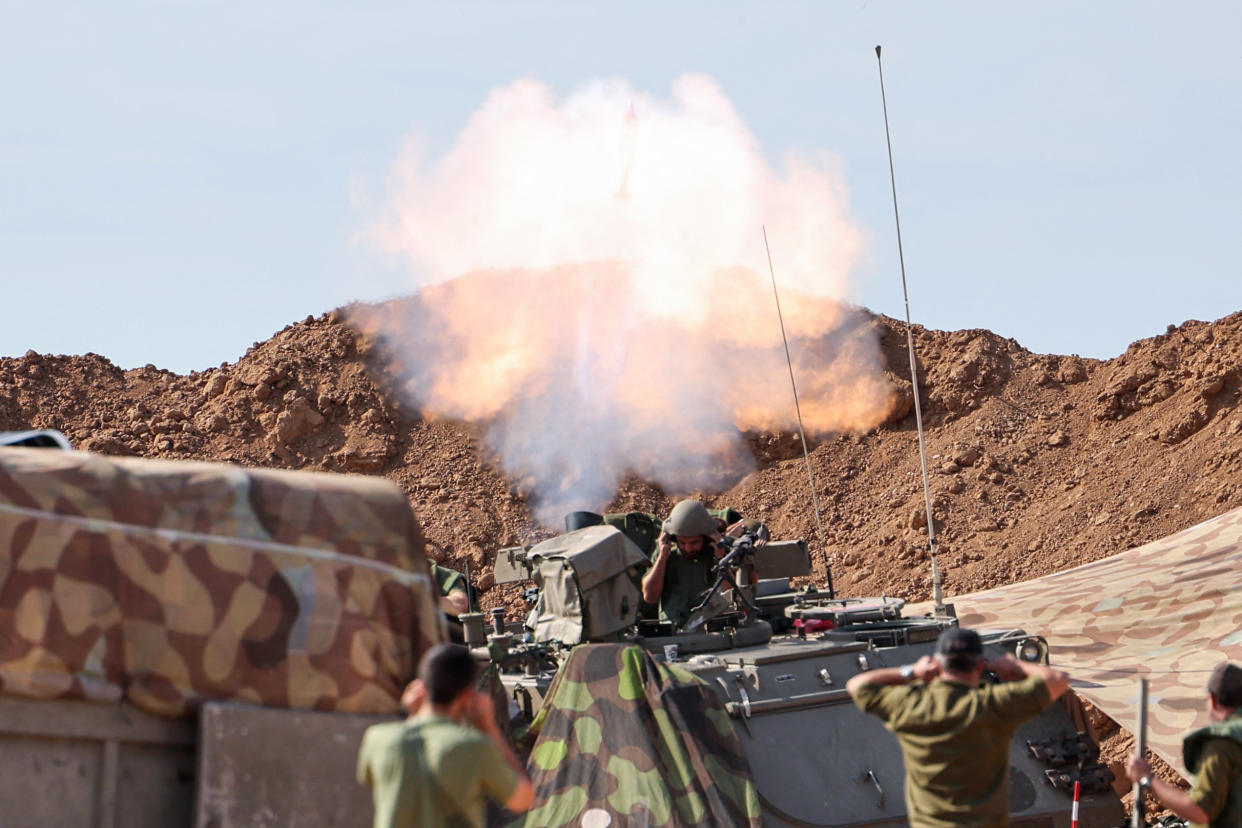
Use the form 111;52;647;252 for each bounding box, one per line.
641;555;667;604
485;723;530;780
1017;660;1071;700
1146;777;1208;825
845;667;908;696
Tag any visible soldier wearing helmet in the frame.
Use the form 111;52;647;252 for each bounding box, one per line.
640;499;750;628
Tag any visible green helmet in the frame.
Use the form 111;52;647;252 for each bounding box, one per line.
663;499;716;537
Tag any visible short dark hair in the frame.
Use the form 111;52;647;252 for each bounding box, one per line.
418;644;479;705
936;627;984;673
1208;662;1242;709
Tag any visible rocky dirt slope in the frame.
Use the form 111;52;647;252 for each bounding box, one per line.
4;303;1241;812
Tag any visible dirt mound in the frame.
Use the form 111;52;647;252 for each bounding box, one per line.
4;301;1241;805
5;305;1241;602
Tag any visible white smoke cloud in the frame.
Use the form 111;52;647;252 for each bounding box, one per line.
356;75;891;525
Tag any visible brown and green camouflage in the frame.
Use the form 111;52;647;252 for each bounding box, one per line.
0;447;441;717
911;504;1242;777
511;643;761;828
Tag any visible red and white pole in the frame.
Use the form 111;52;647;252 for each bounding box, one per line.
1071;780;1081;828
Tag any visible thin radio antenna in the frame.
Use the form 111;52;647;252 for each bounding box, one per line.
875;45;945;615
762;226;831;592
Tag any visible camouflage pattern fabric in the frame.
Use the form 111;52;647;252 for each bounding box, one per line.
0;447;441;717
910;505;1242;776
511;643;762;828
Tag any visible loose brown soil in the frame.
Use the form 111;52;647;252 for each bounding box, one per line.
5;301;1240;814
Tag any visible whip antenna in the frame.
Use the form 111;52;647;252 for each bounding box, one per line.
1131;678;1148;828
875;45;945;615
762;226;830;586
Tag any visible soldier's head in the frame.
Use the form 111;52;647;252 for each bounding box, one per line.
1207;661;1242;719
418;643;479;707
664;500;716;559
674;535;707;558
934;627;984;677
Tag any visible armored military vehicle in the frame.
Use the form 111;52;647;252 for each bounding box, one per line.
472;519;1127;827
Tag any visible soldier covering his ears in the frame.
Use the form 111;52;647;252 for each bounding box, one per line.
640;499;753;629
357;643;534;828
847;627;1071;826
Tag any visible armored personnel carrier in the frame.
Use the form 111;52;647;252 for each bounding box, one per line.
469;520;1127;827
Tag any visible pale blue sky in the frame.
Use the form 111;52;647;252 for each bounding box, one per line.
4;2;1238;373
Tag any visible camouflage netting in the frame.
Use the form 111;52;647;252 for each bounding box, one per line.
0;447;442;717
511;644;762;828
913;504;1242;776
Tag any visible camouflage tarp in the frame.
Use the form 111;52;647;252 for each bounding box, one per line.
512;643;762;828
0;447;441;717
912;505;1242;776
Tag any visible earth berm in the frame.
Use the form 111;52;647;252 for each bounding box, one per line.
5;304;1240;815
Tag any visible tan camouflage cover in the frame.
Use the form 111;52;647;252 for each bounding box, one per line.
912;505;1242;776
0;447;441;717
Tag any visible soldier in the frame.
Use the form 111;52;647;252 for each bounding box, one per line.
428;561;477;645
846;627;1070;826
707;506;770;545
640;499;751;628
1125;661;1242;827
357;643;533;828
430;561;470;618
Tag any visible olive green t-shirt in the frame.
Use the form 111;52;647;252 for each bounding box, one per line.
651;546;717;628
853;676;1052;827
430;562;468;599
1187;735;1242;828
356;715;519;828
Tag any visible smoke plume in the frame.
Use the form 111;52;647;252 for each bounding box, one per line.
353;75;896;525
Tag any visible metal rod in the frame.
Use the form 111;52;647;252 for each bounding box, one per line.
1131;678;1148;828
875;45;944;614
762;226;831;588
724;687;852;718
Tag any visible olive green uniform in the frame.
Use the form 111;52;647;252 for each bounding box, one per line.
357;714;519;828
429;562;474;643
1183;712;1242;828
852;675;1052;827
649;505;760;628
430;562;469;605
650;544;719;628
